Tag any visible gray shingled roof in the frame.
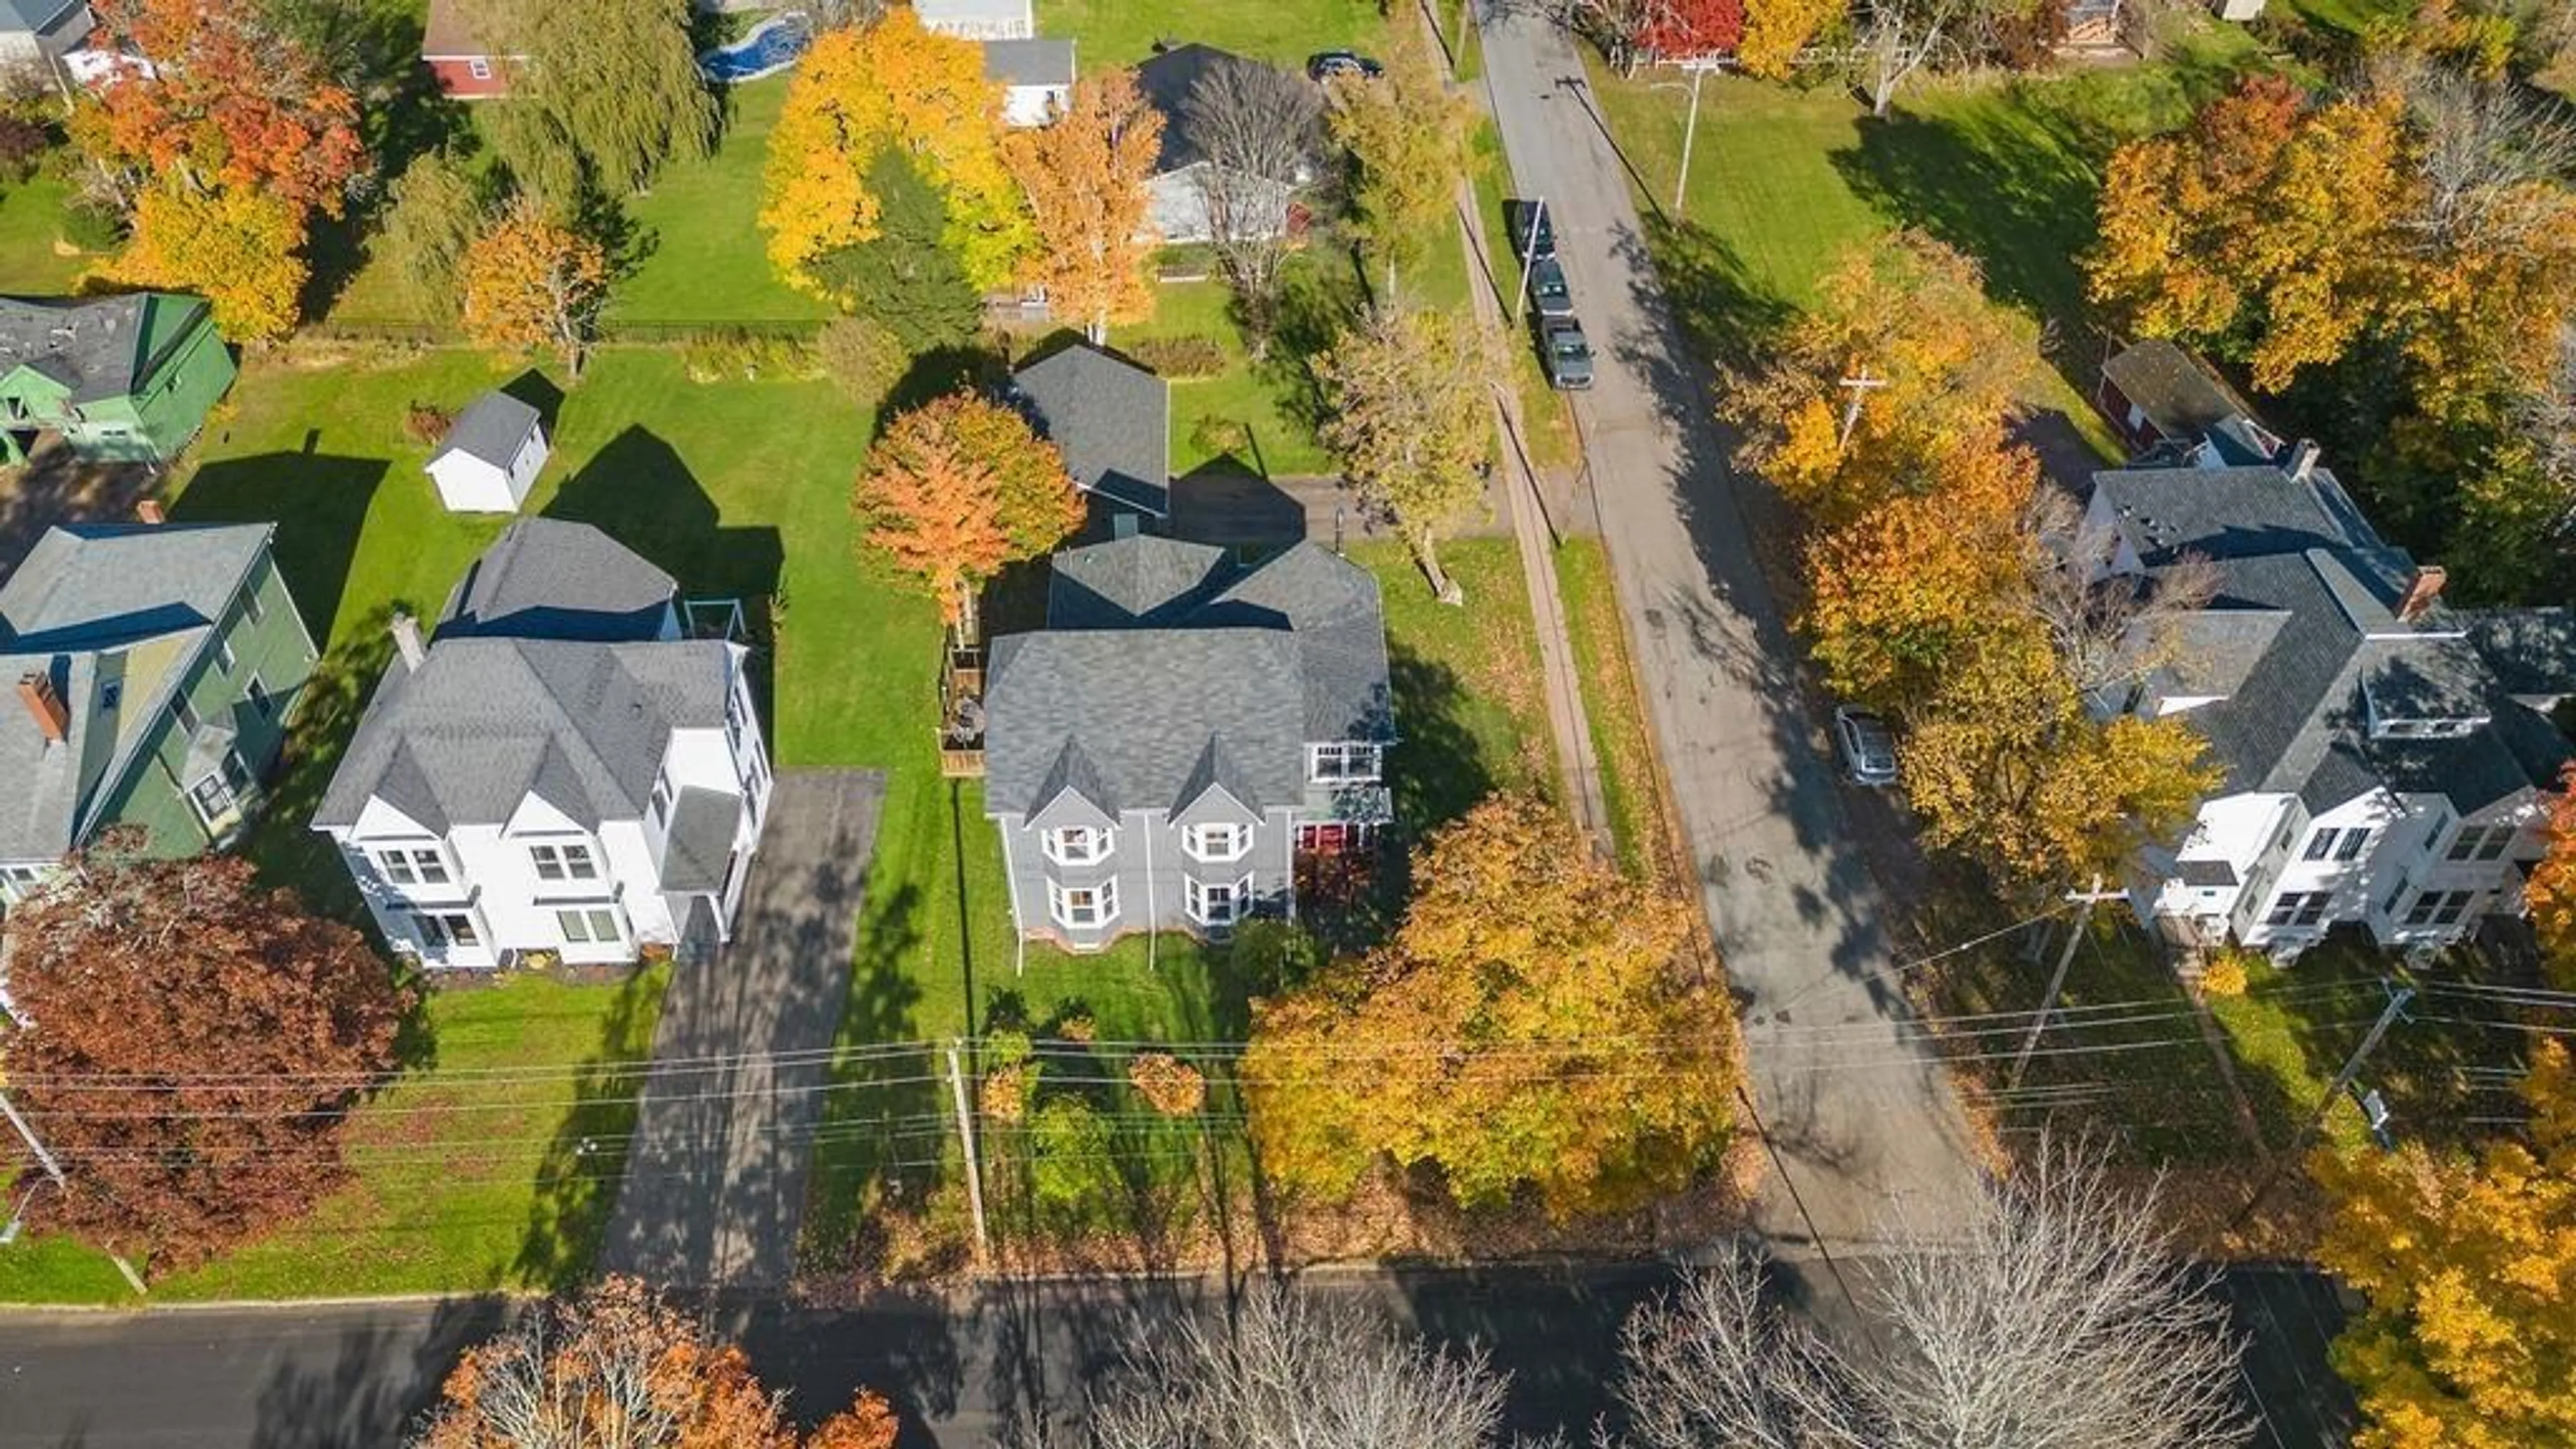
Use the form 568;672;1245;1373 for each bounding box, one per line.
2465;607;2576;702
1012;343;1170;516
428;390;543;472
0;523;270;861
983;37;1073;86
0;294;193;405
313;637;733;832
2100;340;2257;444
1133;43;1271;174
985;537;1393;819
2090;467;2382;570
657;785;738;892
437;519;675;644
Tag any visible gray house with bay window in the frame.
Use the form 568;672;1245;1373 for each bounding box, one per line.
981;535;1394;952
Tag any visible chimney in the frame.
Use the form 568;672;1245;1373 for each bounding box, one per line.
2399;564;2448;622
133;498;164;525
2287;439;2321;482
389;611;426;672
17;671;68;743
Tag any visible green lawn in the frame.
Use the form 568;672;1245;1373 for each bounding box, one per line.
0;170;94;297
1040;0;1387;69
1555;537;1666;883
1124;271;1348;478
1358;537;1560;833
0;970;665;1303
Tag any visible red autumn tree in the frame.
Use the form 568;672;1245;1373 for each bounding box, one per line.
853;392;1082;637
417;1276;902;1449
1;845;411;1275
1642;0;1747;56
72;0;366;215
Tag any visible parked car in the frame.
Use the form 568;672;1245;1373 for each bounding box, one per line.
1832;706;1899;786
1527;256;1574;317
1307;50;1384;80
1503;199;1556;261
1539;317;1593;390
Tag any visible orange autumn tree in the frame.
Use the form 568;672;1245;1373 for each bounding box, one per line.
70;0;366;339
460;198;610;375
853;392;1081;638
2531;764;2576;991
417;1276;902;1449
2312;1039;2576;1449
1004;71;1163;344
761;7;1031;299
1242;793;1737;1218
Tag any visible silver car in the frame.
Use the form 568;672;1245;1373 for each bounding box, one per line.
1832;706;1898;787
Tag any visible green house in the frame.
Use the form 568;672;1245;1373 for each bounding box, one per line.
0;292;237;465
0;521;317;906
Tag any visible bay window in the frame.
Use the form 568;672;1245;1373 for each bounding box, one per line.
1048;878;1118;930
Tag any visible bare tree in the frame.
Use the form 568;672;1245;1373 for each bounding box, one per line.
1617;1141;2251;1449
1856;0;2020;116
1083;1282;1514;1449
2389;60;2576;257
1547;0;1662;74
1185;58;1322;359
2021;488;2220;701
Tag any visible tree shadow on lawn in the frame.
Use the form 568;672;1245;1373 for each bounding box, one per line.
295;3;470;325
1252;249;1368;442
797;880;949;1279
1636;215;1794;375
513;966;668;1291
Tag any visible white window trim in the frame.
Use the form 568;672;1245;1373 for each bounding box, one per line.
1185;872;1255;928
466;56;492;78
1308;742;1381;785
555;905;623;945
1181;822;1250;863
374;845;452;888
529;841;601;883
1043;825;1113;867
1048;877;1119;930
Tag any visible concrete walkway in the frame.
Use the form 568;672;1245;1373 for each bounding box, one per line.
599;769;884;1288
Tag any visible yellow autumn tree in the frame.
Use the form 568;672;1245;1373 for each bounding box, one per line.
460;198;609;375
1722;230;2031;527
1242;793;1737;1218
107;186;307;341
1737;0;1845;79
761;8;1030;299
2314;1038;2576;1449
2530;765;2576;991
1002;70;1162;344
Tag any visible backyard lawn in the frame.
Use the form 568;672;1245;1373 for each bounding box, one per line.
0;969;665;1303
0;172;95;297
1040;0;1388;69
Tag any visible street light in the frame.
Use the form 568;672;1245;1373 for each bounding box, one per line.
1650;58;1727;221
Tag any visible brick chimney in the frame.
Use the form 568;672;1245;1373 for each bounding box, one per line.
134;498;165;525
2399;564;2448;622
390;610;426;672
17;671;68;743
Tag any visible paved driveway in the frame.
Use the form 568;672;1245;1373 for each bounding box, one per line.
600;769;884;1288
1473;7;1984;1248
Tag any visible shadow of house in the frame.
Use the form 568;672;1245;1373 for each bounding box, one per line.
1166;456;1305;550
171;452;388;647
0;443;156;578
541;425;785;718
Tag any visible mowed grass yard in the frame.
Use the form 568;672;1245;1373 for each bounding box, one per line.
1040;0;1387;70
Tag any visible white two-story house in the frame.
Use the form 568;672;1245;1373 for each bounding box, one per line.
311;519;773;969
2086;442;2573;959
980;534;1395;953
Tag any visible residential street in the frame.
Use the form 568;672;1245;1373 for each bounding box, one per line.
0;1263;2351;1448
598;769;885;1287
1470;5;1986;1248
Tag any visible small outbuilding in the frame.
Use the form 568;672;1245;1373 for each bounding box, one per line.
426;390;548;514
984;38;1074;127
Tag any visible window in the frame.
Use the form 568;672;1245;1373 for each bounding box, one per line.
1181;822;1249;863
242;568;266;625
186;750;250;827
374;846;451;887
100;680;121;711
466;57;492;78
0;863;50;903
1185;873;1254;928
2334;828;2370;863
213;635;235;676
2302;828;2337;861
170;690;198;737
1048;878;1119;930
1044;826;1112;866
529;842;600;882
2447;824;2514;862
556;907;621;944
648;773;673;824
2263;891;2332;929
2402;890;2475;928
246;675;272;720
1296;822;1375;854
411;911;480;950
2303;827;2371;863
1309;742;1381;784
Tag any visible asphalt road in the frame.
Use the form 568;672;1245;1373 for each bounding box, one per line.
0;1263;2353;1448
1471;5;1986;1250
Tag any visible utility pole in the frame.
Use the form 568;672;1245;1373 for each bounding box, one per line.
1836;367;1887;449
2006;875;2117;1090
943;1041;990;1260
1673;61;1713;219
1511;196;1548;325
2229;983;2416;1234
0;1083;146;1293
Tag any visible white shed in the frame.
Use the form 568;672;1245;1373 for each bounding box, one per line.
983;38;1073;128
426;390;548;513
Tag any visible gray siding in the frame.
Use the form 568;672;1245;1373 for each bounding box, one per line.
1000;806;1298;951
